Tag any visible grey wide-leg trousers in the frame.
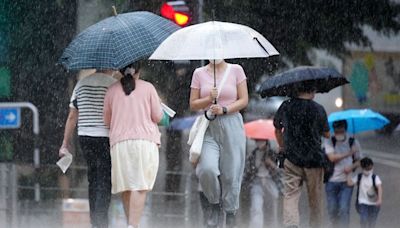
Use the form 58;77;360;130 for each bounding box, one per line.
196;113;246;212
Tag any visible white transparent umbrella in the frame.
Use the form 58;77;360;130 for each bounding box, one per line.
149;21;279;60
150;21;279;120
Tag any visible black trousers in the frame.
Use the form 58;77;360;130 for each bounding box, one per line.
79;136;111;228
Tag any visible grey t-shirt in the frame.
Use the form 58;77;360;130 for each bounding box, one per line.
324;134;362;182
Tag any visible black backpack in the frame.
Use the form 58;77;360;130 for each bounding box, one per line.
323;137;355;183
355;173;377;213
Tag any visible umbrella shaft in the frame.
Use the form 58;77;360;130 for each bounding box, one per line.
214;63;216;87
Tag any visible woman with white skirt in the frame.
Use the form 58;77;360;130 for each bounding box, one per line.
104;61;163;228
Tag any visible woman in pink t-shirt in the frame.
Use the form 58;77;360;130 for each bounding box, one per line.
190;59;248;227
103;61;163;228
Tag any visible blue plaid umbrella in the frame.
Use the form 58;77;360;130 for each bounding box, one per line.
259;66;349;98
328;109;390;134
60;11;180;70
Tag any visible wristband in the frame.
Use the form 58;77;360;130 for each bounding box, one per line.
222;107;228;115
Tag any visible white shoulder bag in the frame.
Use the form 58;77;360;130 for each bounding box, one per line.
188;64;231;163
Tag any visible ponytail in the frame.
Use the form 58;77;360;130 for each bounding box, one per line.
120;73;135;95
120;62;141;95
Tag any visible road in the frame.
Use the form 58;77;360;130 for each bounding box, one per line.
2;130;400;228
139;131;400;228
351;132;400;228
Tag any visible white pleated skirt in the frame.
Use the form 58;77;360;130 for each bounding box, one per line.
110;139;159;194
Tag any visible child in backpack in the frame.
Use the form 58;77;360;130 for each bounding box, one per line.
242;139;284;228
347;157;383;228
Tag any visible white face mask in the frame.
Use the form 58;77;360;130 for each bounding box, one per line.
209;59;223;65
335;134;346;141
363;169;373;176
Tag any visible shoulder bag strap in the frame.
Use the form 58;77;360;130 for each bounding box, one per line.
331;136;337;148
372;174;378;192
216;64;231;99
349;137;356;162
349;137;355;147
356;173;362;204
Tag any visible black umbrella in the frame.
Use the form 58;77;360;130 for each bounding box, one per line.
258;66;349;98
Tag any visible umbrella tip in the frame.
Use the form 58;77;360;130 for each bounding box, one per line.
112;5;118;16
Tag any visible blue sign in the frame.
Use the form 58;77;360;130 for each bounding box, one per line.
0;107;21;128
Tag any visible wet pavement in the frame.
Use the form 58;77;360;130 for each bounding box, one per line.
1;130;400;228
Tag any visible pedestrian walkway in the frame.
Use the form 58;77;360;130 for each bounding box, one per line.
363;149;400;169
2;133;400;228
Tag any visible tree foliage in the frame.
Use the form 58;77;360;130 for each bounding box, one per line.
4;0;77;163
205;0;400;64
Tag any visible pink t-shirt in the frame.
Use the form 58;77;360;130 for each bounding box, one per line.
190;64;247;108
103;79;163;147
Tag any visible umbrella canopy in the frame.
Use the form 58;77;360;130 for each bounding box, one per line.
60;11;180;70
168;115;197;131
258;66;349;98
244;119;276;140
149;21;279;60
328;109;390;134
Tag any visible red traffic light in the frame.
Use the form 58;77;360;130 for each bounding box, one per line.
160;2;190;27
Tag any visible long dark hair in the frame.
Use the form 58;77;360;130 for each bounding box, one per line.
120;62;141;95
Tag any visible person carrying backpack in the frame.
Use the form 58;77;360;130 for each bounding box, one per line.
347;157;382;228
323;120;362;228
242;139;284;228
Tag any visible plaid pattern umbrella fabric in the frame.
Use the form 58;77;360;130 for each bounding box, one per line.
60;11;180;70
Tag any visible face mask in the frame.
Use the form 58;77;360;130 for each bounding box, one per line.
209;59;223;65
363;169;373;176
335;134;346;141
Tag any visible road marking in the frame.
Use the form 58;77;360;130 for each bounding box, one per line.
363;149;400;169
363;149;400;161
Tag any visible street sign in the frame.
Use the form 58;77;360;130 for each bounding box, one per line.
0;107;20;129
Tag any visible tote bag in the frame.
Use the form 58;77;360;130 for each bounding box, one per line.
188;64;231;162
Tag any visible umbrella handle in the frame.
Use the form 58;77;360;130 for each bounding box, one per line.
204;110;217;121
112;6;118;16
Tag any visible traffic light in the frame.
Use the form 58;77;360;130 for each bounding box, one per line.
160;1;191;27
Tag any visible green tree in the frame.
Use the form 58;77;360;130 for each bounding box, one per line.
5;0;77;163
199;0;400;94
205;0;400;65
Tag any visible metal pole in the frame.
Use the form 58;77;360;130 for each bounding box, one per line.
10;164;17;227
0;102;39;134
0;102;40;165
0;102;40;201
0;164;7;225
